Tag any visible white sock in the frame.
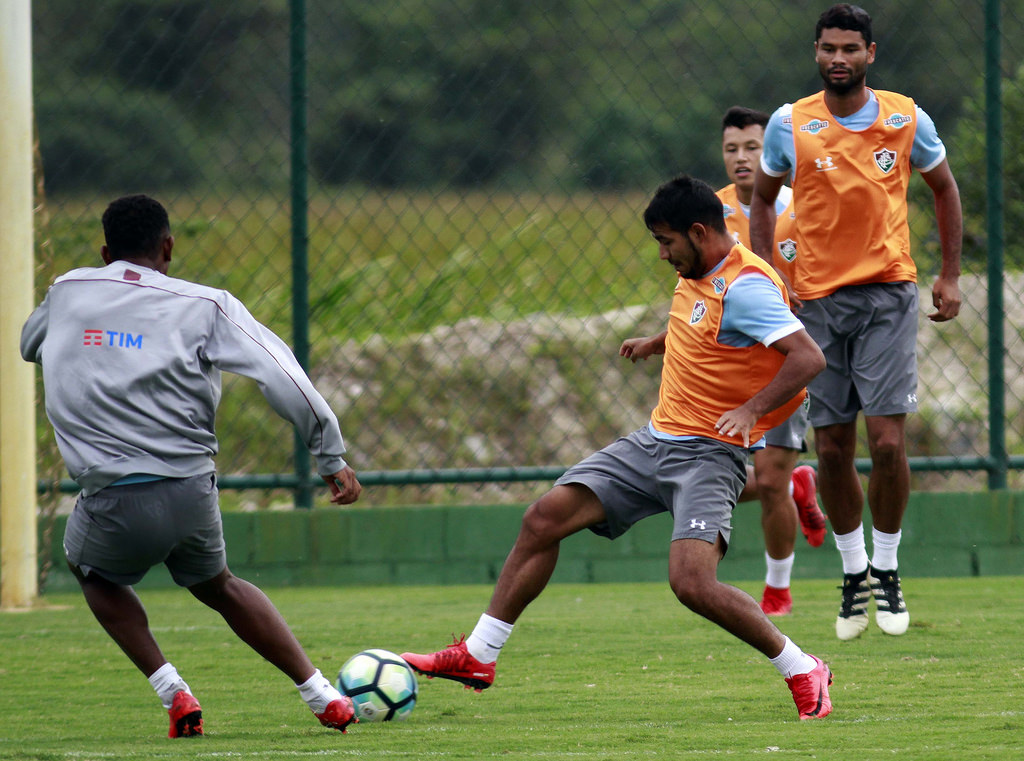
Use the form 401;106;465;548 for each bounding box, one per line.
148;662;191;710
833;523;869;575
769;636;817;678
465;613;514;664
870;527;902;571
296;668;343;714
764;551;794;589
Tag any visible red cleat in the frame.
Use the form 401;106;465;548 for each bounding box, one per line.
401;635;495;692
792;465;827;547
167;691;203;738
786;655;833;720
759;584;793;616
315;697;357;733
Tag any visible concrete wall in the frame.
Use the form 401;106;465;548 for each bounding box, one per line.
38;491;1024;593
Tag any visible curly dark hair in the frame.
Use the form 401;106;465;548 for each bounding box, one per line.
643;175;726;235
816;4;873;46
101;194;170;260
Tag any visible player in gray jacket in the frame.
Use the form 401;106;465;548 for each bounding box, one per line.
21;194;362;737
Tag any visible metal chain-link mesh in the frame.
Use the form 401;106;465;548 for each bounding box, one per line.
30;0;1024;508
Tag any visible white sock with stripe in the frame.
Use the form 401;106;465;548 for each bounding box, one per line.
466;613;514;664
296;668;343;714
770;636;816;678
148;662;191;710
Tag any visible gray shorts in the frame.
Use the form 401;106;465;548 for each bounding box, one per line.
554;427;748;550
763;396;810;451
799;282;919;427
63;473;226;587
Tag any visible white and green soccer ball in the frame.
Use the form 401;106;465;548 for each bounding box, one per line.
336;649;418;722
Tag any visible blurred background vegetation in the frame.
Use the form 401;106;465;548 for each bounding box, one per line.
25;0;1024;513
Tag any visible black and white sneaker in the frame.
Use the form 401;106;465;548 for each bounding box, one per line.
836;568;870;640
868;565;909;635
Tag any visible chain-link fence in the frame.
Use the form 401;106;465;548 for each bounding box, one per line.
28;0;1024;515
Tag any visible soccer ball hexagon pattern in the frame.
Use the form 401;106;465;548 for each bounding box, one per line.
336;649;418;722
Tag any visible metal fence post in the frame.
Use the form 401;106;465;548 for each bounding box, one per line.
986;0;1007;489
291;0;313;508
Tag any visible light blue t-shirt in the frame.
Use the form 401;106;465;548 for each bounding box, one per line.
648;263;801;448
761;89;946;177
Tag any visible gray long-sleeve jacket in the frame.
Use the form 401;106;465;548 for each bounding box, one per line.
21;260;347;495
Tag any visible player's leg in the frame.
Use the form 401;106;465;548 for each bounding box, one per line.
402;429;666;690
63;483;204;736
167;475;352;731
186;567;353;730
402;483;606;691
863;413;911;635
753;445;800;615
667;537;832;720
852;283;918;636
485;483;606;624
188;569;316;682
70;561;166;675
864;413;910;533
812;420;863;535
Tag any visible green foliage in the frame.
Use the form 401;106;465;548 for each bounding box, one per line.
32;0;1005;194
949;63;1024;268
2;579;1022;759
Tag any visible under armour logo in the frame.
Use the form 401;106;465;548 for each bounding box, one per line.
690;519;707;530
814;156;835;171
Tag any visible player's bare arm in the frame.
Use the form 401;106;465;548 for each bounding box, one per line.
749;169;802;310
920;158;964;322
619;330;668;362
714;329;825;447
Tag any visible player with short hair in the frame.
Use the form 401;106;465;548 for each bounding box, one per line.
403;175;834;721
716;105;828;616
749;4;963;640
21;194;363;736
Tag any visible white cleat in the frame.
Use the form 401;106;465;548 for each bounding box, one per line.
836;569;871;641
869;566;910;636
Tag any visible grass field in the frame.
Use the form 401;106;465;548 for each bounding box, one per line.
2;577;1021;760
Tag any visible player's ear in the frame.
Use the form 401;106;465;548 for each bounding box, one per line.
162;234;174;263
101;245;113;265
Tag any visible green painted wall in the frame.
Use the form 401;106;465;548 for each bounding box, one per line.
37;491;1023;593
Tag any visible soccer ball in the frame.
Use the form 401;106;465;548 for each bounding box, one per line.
336;649;418;722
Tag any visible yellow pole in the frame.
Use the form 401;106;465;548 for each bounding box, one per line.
1;0;39;609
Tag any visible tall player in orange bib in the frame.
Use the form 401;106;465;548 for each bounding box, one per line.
750;4;963;641
402;176;834;720
717;106;828;617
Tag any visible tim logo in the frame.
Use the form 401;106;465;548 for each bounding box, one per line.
712;276;726;294
884;112;913;129
799;118;830;135
874;148;897;173
689;300;707;325
83;329;143;349
814;156;836;171
722;203;737;219
777;239;797;263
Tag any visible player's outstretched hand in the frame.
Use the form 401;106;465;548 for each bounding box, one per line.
620;332;667;363
324;466;362;505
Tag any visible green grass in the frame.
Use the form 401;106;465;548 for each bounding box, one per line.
2;578;1021;759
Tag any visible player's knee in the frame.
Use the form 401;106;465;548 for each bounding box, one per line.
518;501;564;546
